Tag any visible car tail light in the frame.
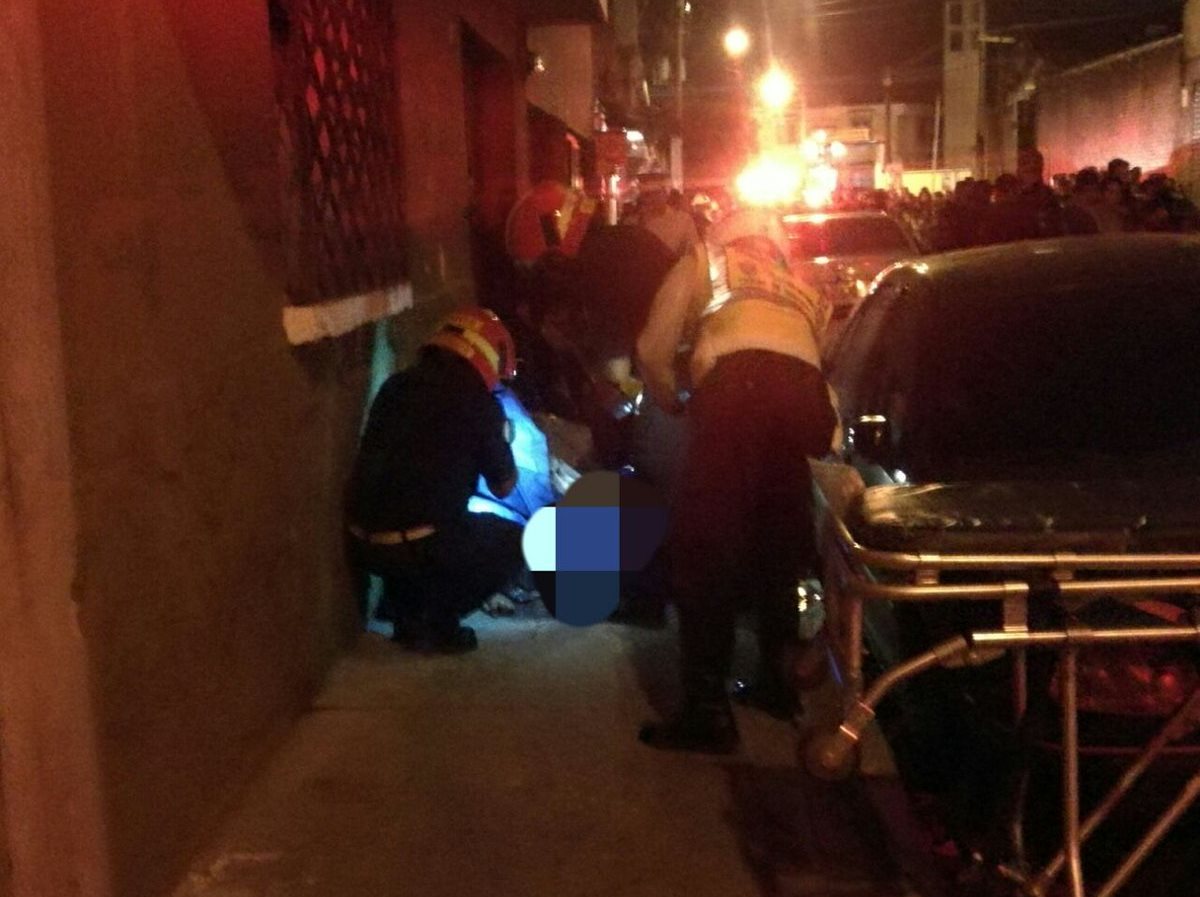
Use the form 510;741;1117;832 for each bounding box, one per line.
1049;647;1199;717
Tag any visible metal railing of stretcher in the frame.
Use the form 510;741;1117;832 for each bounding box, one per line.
806;494;1200;897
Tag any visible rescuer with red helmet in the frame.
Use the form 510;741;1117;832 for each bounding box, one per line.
345;307;523;653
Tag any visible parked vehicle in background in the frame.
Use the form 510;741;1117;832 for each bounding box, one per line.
782;209;919;350
813;234;1200;897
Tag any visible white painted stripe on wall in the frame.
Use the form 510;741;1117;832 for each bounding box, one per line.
282;282;414;345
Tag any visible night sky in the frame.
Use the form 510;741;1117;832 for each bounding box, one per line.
647;0;1186;178
678;0;1185;103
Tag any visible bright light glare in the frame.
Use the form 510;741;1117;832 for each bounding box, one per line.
757;66;795;110
803;163;838;209
735;153;802;206
830;141;848;159
801;138;821;162
625;130;644;143
724;26;751;59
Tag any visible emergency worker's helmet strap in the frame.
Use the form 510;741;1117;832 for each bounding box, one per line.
425;307;517;392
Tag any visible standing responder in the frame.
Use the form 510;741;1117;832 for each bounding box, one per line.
636;207;839;753
345;308;523;654
627;171;702;261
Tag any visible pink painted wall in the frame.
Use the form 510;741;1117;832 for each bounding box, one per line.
34;1;367;894
19;0;543;893
1038;38;1183;178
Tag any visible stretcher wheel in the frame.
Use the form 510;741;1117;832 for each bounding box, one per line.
804;729;860;781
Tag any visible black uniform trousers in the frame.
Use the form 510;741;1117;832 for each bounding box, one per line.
352;513;524;640
668;350;838;702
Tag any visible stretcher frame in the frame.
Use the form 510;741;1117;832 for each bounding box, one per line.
807;493;1200;897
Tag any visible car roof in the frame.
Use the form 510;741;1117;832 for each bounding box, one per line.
882;234;1200;297
781;209;892;223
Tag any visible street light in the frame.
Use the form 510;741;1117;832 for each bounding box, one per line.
723;25;751;59
757;65;794;111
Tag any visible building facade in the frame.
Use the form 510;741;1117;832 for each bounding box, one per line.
0;1;605;896
941;0;986;171
1035;36;1184;181
806;102;938;175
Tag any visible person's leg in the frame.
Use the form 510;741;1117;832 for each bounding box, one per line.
351;539;441;646
639;362;752;752
445;514;526;613
407;514;525;650
744;358;835;716
742;453;809;718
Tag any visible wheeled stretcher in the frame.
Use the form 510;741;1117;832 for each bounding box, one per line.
806;469;1200;897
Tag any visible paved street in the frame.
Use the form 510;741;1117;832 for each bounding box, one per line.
170;610;923;897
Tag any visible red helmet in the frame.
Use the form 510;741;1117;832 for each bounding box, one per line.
424;307;517;392
505;180;596;264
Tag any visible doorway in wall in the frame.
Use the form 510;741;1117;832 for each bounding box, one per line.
461;26;518;319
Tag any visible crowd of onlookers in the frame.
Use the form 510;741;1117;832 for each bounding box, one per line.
875;151;1200;253
618;149;1200;264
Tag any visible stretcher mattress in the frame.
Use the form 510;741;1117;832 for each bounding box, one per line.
848;479;1200;555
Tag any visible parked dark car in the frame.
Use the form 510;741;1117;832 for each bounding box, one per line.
826;235;1200;489
816;234;1200;895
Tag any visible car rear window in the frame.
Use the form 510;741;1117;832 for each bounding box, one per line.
923;279;1200;473
787;217;912;259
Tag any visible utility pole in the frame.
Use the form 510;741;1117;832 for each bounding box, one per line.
883;67;894;167
932;93;942;170
976;0;988;177
673;0;686;189
675;0;685;126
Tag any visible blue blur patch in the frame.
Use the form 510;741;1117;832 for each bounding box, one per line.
554;572;620;627
619;506;670;571
556;507;621;572
519;471;669;629
521;507;557;572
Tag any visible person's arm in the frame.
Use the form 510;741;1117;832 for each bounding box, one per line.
635;248;703;414
480;397;518;498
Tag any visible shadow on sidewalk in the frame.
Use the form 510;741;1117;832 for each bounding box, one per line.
721;762;909;897
611;614;682;721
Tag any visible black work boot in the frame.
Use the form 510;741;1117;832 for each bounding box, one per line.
638;695;739;755
420;620;478;654
394;607;478;655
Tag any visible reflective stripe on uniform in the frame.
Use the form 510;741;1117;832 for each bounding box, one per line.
348;523;437;545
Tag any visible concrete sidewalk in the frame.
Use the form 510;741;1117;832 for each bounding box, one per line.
168;611;913;897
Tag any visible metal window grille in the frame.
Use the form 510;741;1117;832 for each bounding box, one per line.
270;0;404;305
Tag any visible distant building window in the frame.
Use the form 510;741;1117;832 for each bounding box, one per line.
849;109;874;130
949;30;963;53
